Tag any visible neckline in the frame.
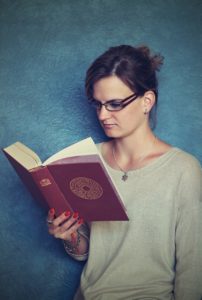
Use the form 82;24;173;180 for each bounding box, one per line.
97;143;180;176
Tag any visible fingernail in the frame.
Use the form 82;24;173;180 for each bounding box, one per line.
78;218;84;225
73;212;79;219
49;208;55;215
65;210;71;217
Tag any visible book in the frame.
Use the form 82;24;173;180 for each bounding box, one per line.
2;137;129;222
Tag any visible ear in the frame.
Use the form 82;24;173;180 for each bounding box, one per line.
142;91;156;114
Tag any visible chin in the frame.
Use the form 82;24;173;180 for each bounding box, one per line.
103;130;122;139
102;125;125;138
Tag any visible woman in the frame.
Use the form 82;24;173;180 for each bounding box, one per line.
47;45;202;300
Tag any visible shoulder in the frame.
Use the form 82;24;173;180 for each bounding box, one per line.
170;147;201;174
158;147;202;197
172;149;202;202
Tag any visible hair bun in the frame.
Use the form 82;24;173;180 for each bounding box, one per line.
137;45;164;71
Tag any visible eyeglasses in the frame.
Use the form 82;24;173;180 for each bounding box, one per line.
89;93;139;112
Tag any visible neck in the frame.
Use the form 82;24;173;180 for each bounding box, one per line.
113;127;156;160
111;130;157;181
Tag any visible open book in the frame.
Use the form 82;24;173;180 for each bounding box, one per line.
3;137;128;221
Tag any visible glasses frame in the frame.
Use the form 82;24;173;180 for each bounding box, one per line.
89;93;139;112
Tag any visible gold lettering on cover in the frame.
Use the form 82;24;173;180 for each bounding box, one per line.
69;177;103;200
40;178;52;187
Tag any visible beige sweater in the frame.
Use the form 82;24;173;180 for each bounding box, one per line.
74;147;202;300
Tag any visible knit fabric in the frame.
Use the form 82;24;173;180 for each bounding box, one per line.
74;146;202;300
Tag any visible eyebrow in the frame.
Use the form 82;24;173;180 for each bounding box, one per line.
92;93;136;103
92;97;125;103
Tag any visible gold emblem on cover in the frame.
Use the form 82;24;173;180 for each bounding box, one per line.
40;178;52;187
69;177;103;200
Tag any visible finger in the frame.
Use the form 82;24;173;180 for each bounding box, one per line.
70;218;84;234
46;208;55;224
49;211;81;238
48;210;71;235
57;213;81;233
52;210;73;227
64;218;84;239
51;211;79;235
54;218;84;240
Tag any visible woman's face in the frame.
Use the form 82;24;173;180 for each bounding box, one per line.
93;75;147;139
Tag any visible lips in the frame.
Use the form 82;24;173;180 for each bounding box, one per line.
102;123;116;129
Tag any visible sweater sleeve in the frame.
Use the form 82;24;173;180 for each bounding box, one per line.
174;159;202;300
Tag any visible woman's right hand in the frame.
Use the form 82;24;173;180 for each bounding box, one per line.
46;208;83;241
46;208;89;259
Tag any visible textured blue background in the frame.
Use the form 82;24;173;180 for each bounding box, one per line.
0;1;201;299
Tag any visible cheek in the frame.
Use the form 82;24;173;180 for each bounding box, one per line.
124;107;144;126
122;108;136;120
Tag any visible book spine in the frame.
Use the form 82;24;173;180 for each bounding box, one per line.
30;166;73;216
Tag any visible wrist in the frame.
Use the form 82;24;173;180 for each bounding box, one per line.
63;229;89;261
63;232;81;255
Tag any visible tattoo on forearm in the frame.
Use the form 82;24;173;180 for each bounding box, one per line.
63;231;81;255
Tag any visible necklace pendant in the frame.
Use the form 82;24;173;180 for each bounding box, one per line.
122;173;128;181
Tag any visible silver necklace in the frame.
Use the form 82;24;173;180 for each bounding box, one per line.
112;146;129;181
112;140;156;181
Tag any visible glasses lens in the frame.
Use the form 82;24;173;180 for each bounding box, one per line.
107;102;123;111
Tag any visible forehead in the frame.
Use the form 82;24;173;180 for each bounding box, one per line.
93;75;133;100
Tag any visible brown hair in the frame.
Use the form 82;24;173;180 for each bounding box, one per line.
85;45;164;128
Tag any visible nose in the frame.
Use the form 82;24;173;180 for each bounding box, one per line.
97;105;111;121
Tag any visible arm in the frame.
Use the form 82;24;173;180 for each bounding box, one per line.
63;223;90;261
47;209;90;261
174;161;202;300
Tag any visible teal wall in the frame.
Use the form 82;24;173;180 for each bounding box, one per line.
0;1;201;299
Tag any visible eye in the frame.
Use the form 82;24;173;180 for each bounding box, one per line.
108;101;123;109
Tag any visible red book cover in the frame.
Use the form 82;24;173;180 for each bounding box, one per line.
3;151;48;209
2;137;129;222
